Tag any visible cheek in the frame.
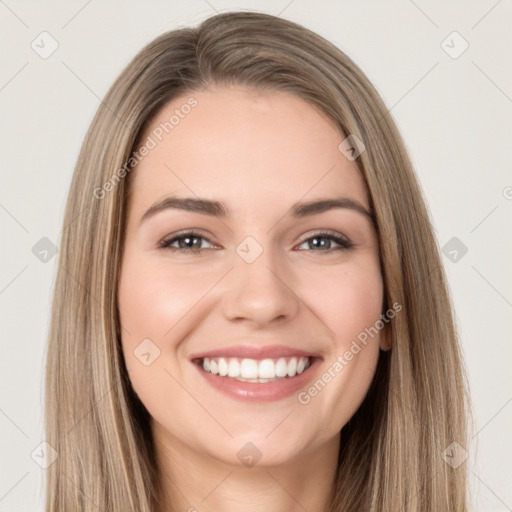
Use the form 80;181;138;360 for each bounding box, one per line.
118;254;212;343
302;257;383;347
117;252;200;385
117;252;211;421
296;258;383;426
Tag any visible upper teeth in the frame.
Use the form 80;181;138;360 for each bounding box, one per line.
201;356;311;380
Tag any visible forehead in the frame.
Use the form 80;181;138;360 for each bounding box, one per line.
129;85;369;215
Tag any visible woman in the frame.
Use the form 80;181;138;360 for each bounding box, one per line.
45;10;470;511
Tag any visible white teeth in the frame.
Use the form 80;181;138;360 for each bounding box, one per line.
209;359;218;375
199;356;312;380
227;359;240;377
218;358;229;376
240;359;259;379
287;357;297;377
258;359;276;379
275;358;288;377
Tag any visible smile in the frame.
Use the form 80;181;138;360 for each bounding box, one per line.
197;356;313;382
191;355;322;402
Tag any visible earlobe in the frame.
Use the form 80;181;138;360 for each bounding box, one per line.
379;330;391;351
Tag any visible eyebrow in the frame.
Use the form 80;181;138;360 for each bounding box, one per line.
139;195;374;225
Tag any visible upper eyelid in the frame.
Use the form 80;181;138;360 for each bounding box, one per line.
160;229;216;245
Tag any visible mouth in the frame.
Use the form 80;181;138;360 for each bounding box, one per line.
188;344;323;402
192;355;317;383
189;345;323;402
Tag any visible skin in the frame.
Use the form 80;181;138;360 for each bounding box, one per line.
118;84;388;512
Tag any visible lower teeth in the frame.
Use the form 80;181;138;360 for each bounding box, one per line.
199;367;290;383
230;376;287;383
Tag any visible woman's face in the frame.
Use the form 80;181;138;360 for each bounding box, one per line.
118;84;385;468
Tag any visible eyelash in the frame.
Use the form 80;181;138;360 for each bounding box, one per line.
159;230;354;255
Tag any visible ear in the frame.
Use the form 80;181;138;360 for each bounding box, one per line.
379;327;391;352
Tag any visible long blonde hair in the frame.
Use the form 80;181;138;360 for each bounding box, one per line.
45;11;471;511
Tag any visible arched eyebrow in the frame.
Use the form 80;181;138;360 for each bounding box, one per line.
139;195;374;225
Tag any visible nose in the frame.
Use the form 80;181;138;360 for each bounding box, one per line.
221;247;300;327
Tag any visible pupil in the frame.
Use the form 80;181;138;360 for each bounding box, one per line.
311;237;328;249
181;236;200;249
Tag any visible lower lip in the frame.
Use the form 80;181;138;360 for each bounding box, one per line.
192;358;322;403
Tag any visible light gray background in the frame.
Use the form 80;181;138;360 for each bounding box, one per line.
1;1;511;510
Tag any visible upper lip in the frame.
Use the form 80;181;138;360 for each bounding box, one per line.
189;344;322;361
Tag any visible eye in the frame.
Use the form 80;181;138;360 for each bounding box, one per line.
159;230;353;255
296;231;353;253
159;230;216;254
